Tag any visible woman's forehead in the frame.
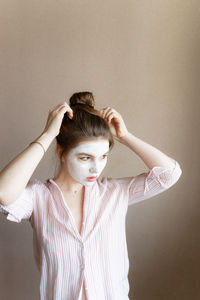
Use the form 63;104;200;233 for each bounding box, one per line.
70;139;109;155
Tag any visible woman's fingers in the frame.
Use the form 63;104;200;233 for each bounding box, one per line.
59;105;73;119
100;107;112;117
43;101;74;138
51;101;68;112
57;101;68;109
100;107;117;123
50;102;66;112
106;112;115;123
51;102;73;119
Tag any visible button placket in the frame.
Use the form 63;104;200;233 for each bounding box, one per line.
81;243;85;270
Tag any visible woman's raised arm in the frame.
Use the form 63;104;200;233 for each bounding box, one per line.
100;106;178;169
0;102;73;206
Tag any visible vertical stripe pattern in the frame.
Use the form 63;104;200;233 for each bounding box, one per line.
0;159;182;299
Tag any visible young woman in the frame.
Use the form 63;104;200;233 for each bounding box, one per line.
0;91;182;300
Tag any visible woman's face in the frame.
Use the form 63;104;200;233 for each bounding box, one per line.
63;139;110;186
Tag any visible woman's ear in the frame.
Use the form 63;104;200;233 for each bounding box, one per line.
56;144;63;160
56;144;66;164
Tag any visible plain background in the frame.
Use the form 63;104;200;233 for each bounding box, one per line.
0;0;199;299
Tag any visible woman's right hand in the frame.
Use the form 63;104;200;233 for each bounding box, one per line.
42;102;73;138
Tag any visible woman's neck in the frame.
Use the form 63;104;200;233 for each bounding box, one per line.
53;170;84;196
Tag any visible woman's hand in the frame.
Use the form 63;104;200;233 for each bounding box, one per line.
42;102;73;138
99;107;129;139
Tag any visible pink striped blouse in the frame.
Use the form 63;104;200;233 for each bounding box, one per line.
0;159;182;300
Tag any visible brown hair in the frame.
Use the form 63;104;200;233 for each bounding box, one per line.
56;91;114;160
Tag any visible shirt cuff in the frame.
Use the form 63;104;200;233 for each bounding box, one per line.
144;159;182;193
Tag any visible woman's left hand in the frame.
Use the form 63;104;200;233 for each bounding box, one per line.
99;107;129;139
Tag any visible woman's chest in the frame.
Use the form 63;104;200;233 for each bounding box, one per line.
68;205;83;235
63;194;84;235
40;197;85;257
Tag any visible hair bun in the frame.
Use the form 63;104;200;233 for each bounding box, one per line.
69;91;95;109
70;102;94;109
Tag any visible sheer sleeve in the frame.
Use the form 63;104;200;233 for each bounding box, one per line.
0;179;40;223
103;159;182;207
127;159;182;206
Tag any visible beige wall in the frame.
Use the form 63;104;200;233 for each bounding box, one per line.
0;0;199;299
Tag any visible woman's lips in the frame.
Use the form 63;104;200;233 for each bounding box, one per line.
86;176;98;182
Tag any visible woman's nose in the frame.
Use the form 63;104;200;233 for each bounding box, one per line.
89;161;99;174
89;166;98;174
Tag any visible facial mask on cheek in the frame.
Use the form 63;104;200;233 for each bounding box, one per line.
65;140;109;186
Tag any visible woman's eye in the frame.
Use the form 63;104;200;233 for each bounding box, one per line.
79;155;108;161
80;157;90;161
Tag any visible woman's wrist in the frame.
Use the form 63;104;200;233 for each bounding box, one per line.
117;131;132;145
30;131;55;153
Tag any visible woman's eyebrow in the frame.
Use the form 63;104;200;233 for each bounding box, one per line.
77;151;109;156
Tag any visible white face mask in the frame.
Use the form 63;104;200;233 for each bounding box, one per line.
64;139;110;186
